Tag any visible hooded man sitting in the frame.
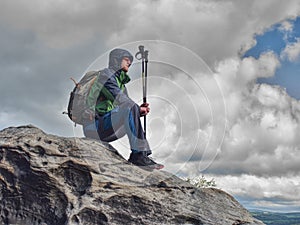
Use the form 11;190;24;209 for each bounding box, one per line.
83;48;164;170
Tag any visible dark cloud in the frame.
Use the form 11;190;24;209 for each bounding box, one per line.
0;25;104;135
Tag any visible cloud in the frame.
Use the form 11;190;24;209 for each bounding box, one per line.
1;0;299;61
111;40;300;182
213;52;281;122
217;174;300;201
214;174;300;211
281;38;300;62
0;25;102;135
202;53;300;177
106;0;300;65
279;20;294;33
0;0;130;48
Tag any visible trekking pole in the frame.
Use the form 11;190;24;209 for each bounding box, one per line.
144;50;149;138
135;45;148;138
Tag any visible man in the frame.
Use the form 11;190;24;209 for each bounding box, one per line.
83;48;164;170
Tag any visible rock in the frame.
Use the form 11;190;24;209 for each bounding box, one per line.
0;125;264;225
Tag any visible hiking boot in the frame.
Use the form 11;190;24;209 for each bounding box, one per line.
128;152;164;170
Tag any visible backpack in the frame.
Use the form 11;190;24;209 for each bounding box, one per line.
66;71;100;125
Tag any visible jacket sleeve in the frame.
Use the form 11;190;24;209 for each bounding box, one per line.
99;69;138;108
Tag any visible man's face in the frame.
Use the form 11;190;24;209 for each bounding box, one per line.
121;57;131;72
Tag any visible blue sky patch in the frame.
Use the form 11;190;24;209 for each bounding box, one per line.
244;17;300;99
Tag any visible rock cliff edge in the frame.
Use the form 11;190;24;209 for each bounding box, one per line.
0;125;264;225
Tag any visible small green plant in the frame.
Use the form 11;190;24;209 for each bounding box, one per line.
185;175;216;188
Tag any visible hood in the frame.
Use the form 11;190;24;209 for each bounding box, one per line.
108;48;134;71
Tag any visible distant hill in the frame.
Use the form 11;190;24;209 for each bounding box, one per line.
251;210;300;225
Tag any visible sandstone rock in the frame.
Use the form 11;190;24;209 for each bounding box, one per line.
0;125;264;225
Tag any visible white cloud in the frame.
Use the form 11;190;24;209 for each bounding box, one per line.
211;80;300;176
254;84;290;108
106;0;300;65
235;51;281;86
216;174;300;200
213;52;281;124
279;20;294;33
213;174;300;211
165;48;300;180
281;38;300;62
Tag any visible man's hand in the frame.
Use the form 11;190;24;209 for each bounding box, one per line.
140;103;150;116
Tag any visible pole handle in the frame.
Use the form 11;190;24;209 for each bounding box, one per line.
135;45;145;60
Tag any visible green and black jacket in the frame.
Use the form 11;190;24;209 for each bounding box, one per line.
87;68;136;115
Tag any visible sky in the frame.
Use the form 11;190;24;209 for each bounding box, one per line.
1;0;300;213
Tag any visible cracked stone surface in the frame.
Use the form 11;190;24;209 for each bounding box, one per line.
0;125;265;225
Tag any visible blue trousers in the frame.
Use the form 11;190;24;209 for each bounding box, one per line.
83;104;151;155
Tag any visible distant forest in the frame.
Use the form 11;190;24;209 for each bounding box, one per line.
251;211;300;225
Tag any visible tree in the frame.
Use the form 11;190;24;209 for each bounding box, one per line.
185;175;216;188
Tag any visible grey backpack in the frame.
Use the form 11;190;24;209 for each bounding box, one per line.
66;71;100;125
